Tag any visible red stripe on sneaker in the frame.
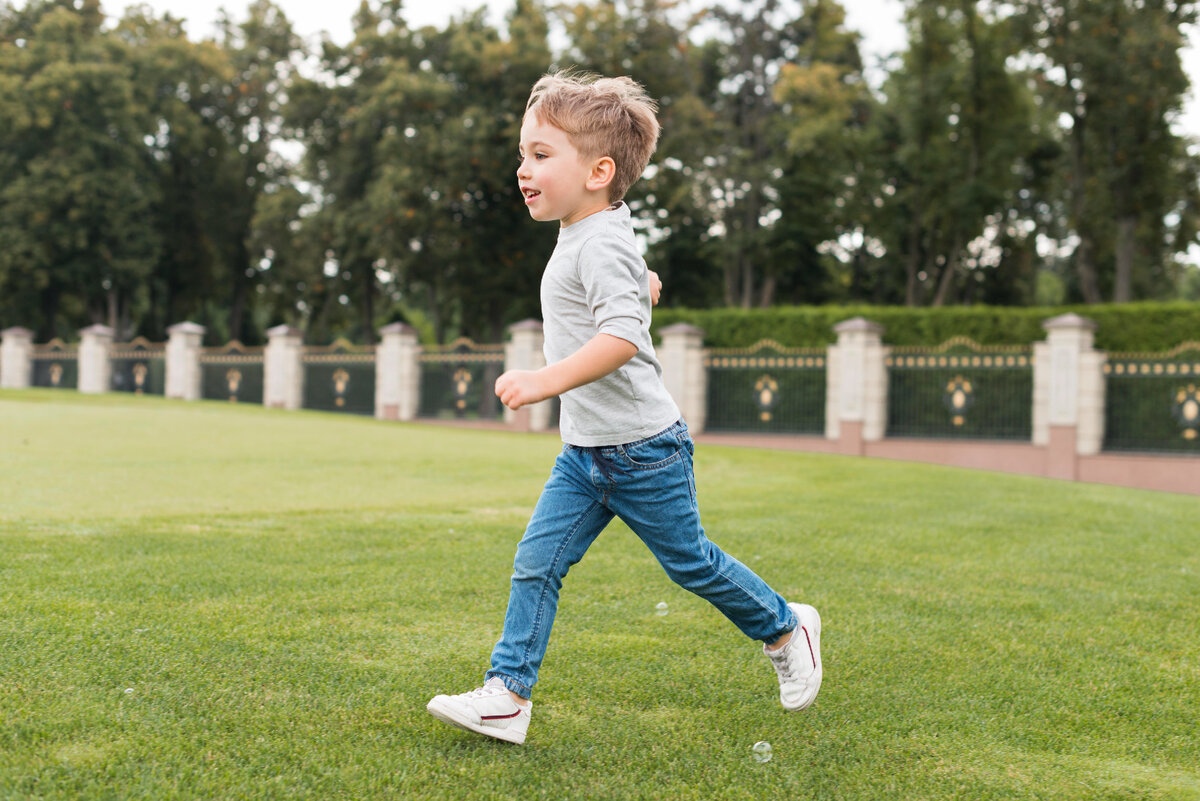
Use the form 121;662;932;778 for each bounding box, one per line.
802;627;816;669
481;711;522;720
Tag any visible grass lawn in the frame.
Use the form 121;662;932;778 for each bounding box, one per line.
2;388;1198;800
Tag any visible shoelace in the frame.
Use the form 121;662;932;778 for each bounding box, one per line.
465;683;507;699
769;641;805;682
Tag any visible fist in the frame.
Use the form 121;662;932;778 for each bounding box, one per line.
495;369;548;411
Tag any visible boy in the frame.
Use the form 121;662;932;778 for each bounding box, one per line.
426;72;821;745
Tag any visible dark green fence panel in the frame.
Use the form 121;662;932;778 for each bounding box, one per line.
302;342;376;415
200;343;264;405
110;339;165;395
1103;346;1200;454
886;342;1033;440
418;339;505;421
31;340;78;389
704;342;826;434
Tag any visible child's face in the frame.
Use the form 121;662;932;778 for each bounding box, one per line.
517;114;611;228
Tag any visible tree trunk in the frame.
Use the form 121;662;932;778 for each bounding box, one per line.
361;261;376;345
1113;214;1136;302
905;215;922;306
933;234;963;306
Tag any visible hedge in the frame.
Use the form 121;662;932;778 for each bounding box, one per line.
651;302;1200;353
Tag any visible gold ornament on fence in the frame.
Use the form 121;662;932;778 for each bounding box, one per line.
943;376;975;427
1172;384;1200;440
754;375;779;422
132;362;148;395
333;368;350;407
225;368;242;402
49;363;63;387
454;368;473;413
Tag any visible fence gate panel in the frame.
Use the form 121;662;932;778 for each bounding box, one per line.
704;341;827;434
302;341;376;415
1103;343;1200;454
886;339;1033;440
31;339;78;389
109;338;166;395
418;339;506;422
200;342;265;405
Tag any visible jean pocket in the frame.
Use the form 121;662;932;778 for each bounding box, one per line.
617;437;682;469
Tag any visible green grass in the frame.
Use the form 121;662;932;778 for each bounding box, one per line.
2;388;1199;800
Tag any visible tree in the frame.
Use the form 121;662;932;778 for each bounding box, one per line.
1014;0;1198;302
0;0;158;339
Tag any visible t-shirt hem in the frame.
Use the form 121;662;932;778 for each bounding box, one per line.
560;412;682;447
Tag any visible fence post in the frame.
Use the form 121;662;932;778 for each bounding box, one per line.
78;324;114;394
829;317;887;455
1;327;34;389
264;324;304;410
504;319;551;431
165;322;206;401
1034;313;1105;479
376;322;421;421
658;323;707;434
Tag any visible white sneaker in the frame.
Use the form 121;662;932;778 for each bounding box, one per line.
426;677;532;744
765;603;822;711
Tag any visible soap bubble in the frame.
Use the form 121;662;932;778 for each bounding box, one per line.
654;601;669;616
124;688;134;695
751;741;772;763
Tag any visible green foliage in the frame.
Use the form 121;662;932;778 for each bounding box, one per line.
653;301;1200;350
2;0;1199;346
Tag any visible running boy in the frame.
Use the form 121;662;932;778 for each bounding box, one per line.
426;72;822;745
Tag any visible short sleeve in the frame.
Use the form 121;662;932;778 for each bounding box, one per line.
577;232;646;346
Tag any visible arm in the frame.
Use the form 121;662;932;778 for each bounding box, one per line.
495;333;637;411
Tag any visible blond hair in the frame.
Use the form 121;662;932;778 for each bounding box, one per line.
525;71;660;203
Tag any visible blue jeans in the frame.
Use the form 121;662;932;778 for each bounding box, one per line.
487;420;797;699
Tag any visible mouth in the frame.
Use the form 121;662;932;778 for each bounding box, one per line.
522;187;541;204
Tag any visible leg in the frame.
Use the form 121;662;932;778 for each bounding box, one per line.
607;421;796;643
487;445;614;699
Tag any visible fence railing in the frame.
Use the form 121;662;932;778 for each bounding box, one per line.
704;341;826;434
886;339;1033;441
1102;344;1200;454
199;342;265;404
3;315;1199;496
109;337;165;395
302;340;376;415
31;339;78;389
417;338;506;422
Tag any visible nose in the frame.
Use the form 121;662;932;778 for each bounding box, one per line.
516;157;530;181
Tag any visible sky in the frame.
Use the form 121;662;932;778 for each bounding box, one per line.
114;0;1200;137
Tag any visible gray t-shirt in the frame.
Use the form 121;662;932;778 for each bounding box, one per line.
541;203;680;446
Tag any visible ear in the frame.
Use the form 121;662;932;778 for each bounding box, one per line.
585;156;616;193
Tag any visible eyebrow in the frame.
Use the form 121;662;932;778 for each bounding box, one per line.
519;140;553;152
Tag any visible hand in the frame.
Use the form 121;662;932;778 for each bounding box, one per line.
648;270;663;306
495;369;550;410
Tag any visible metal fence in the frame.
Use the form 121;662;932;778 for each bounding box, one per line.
302;341;376;415
110;338;165;395
418;339;505;421
200;342;265;405
1103;344;1200;454
704;341;827;434
886;339;1033;440
31;339;78;389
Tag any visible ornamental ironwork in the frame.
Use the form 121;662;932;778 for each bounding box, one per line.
1173;385;1200;440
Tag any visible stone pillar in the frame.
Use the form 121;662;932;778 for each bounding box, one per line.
1033;313;1105;479
1;327;34;389
828;317;888;455
504;319;551;431
658;323;707;433
263;324;304;410
376;322;421;421
78;324;114;394
165;322;206;401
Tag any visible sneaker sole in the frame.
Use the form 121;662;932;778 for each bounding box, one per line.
784;602;822;712
426;697;527;745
